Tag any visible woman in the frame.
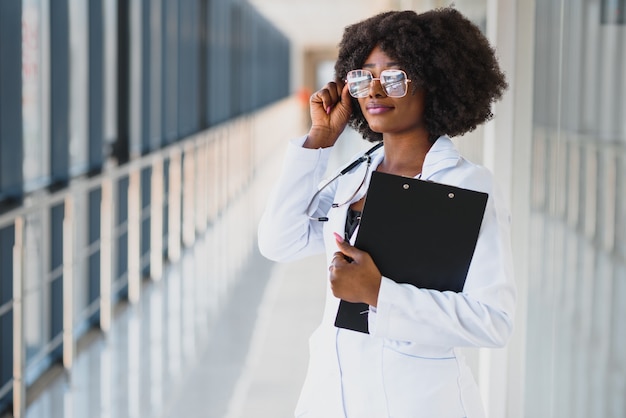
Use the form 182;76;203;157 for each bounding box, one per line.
258;8;516;418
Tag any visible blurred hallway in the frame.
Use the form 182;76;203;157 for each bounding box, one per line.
1;1;625;417
20;233;326;418
9;127;364;418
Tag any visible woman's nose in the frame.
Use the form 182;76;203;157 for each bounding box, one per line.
368;79;386;97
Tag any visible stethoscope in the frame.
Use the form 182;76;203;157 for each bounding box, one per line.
306;142;383;222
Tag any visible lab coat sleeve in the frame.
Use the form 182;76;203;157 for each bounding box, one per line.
368;178;516;348
258;136;335;262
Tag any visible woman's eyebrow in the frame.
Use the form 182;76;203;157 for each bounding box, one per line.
362;62;401;69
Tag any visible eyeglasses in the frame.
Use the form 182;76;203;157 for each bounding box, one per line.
346;69;412;98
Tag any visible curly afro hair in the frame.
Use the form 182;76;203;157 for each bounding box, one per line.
335;8;508;143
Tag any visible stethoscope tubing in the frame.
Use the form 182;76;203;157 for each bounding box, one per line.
306;141;383;222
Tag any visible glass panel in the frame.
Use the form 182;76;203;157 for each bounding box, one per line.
103;0;118;153
129;0;142;158
150;0;162;148
526;0;626;416
22;0;51;191
68;0;89;175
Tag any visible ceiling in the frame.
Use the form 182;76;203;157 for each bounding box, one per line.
247;0;488;90
247;0;408;49
247;0;487;49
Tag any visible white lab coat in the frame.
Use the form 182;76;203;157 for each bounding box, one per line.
258;135;516;418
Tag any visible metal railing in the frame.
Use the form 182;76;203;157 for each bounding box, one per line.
0;97;304;417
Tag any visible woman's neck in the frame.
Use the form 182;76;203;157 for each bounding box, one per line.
377;133;434;178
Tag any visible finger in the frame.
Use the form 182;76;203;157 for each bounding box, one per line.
339;80;350;100
311;83;339;111
324;83;343;114
328;82;352;115
333;232;354;253
333;232;353;253
333;232;345;243
332;251;352;265
334;235;362;264
329;252;347;271
309;88;328;109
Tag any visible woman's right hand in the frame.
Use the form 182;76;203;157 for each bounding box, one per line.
304;81;353;149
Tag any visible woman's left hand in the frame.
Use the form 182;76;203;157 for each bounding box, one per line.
329;233;382;307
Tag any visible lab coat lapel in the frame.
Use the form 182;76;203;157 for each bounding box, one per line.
421;136;461;180
321;150;383;324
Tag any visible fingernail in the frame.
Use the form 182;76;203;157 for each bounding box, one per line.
333;232;344;242
326;105;332;114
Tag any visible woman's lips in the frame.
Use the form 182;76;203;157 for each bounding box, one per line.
366;102;393;115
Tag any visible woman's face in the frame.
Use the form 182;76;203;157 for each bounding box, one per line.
357;46;426;138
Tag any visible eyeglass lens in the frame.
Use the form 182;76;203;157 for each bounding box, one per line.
346;69;409;98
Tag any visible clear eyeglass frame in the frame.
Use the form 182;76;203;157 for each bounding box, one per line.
346;69;412;98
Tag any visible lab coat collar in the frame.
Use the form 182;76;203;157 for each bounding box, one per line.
369;135;461;179
421;135;462;179
331;135;460;206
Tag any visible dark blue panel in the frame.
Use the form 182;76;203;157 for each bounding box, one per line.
0;226;14;408
89;0;105;170
162;0;179;143
141;167;151;276
115;0;130;163
141;0;152;154
229;2;241;117
601;0;625;24
0;0;23;200
49;204;64;341
49;276;63;355
178;0;201;137
207;0;231;125
199;0;208;129
162;159;170;254
116;177;129;287
88;189;101;306
0;226;13;306
50;0;70;183
0;312;12;412
50;205;64;272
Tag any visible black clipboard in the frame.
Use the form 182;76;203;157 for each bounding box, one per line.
334;171;489;334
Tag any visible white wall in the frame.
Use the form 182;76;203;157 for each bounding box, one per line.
480;1;535;417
